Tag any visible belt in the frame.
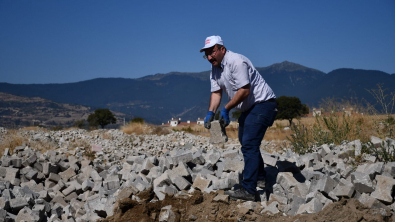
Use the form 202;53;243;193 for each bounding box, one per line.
256;98;276;104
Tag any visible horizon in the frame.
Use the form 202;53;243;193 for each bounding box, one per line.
0;60;393;85
1;0;394;84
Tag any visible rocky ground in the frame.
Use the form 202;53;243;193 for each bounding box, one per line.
0;126;394;222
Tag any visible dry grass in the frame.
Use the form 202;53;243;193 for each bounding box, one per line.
29;140;58;153
164;114;386;145
0;129;28;154
270;115;383;144
151;125;172;136
67;138;95;160
121;122;171;136
0;128;61;154
264;128;293;141
69;138;91;149
101;132;113;140
63;127;80;131
225;125;238;140
122;123;149;135
20;126;48;132
168;122;294;141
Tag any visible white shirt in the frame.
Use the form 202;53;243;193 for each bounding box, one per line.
210;51;276;112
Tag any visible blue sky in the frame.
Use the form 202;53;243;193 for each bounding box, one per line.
1;0;394;84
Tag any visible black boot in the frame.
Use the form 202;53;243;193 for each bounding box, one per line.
224;186;256;201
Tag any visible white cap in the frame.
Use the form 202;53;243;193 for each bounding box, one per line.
200;35;223;52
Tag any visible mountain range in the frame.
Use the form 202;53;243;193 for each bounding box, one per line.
1;61;394;124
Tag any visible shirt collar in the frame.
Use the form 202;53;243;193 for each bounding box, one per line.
221;50;229;69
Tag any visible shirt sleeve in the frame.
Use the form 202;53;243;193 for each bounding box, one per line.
210;71;221;92
230;59;250;89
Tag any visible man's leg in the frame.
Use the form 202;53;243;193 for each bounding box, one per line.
257;154;266;181
240;110;268;194
240;102;277;194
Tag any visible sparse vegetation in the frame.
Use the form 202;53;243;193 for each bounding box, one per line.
364;139;395;163
151;125;170;136
121;122;171;136
286;84;395;155
0;129;27;154
121;122;149;135
287;113;375;154
173;126;193;133
101;132;113;140
82;146;96;161
51;125;64;131
73;119;86;129
366;84;395;139
131;117;144;124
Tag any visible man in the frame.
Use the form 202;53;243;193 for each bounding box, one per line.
201;35;277;201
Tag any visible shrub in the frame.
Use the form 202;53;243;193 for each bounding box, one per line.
288;112;364;154
131;117;144;124
366;84;395;139
122;122;146;135
181;126;193;133
314;113;355;145
51;125;64;131
364;139;395;163
152;125;170;136
288;123;313;154
73;119;86;129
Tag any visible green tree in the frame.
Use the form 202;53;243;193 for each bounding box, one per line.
73;119;86;129
276;96;309;126
131;117;144;124
215;110;220;120
87;109;117;129
232;111;242;121
301;104;309;116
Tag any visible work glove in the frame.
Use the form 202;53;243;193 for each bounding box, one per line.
204;111;215;129
219;107;230;127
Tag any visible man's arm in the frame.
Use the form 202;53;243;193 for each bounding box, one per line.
224;84;250;110
208;89;222;112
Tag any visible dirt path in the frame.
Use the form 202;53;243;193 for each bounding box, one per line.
102;188;393;222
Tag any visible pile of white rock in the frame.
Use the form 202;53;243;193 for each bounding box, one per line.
0;127;394;221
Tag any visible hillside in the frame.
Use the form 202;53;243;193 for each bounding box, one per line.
0;93;128;128
0;61;393;124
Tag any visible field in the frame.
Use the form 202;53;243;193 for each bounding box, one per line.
159;114;391;142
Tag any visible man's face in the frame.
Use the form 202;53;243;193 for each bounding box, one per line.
204;45;225;67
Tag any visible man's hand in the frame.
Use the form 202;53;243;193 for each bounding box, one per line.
204;111;215;129
219;107;230;127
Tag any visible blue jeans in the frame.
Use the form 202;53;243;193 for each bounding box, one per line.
238;100;277;194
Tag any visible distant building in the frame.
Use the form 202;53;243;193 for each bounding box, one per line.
162;117;200;127
170;118;181;127
312;108;322;117
306;107;359;118
196;118;204;125
343;107;354;116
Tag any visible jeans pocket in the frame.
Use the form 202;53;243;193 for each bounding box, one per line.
252;103;277;127
269;109;278;126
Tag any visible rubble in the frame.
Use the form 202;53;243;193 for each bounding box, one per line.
0;127;395;221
